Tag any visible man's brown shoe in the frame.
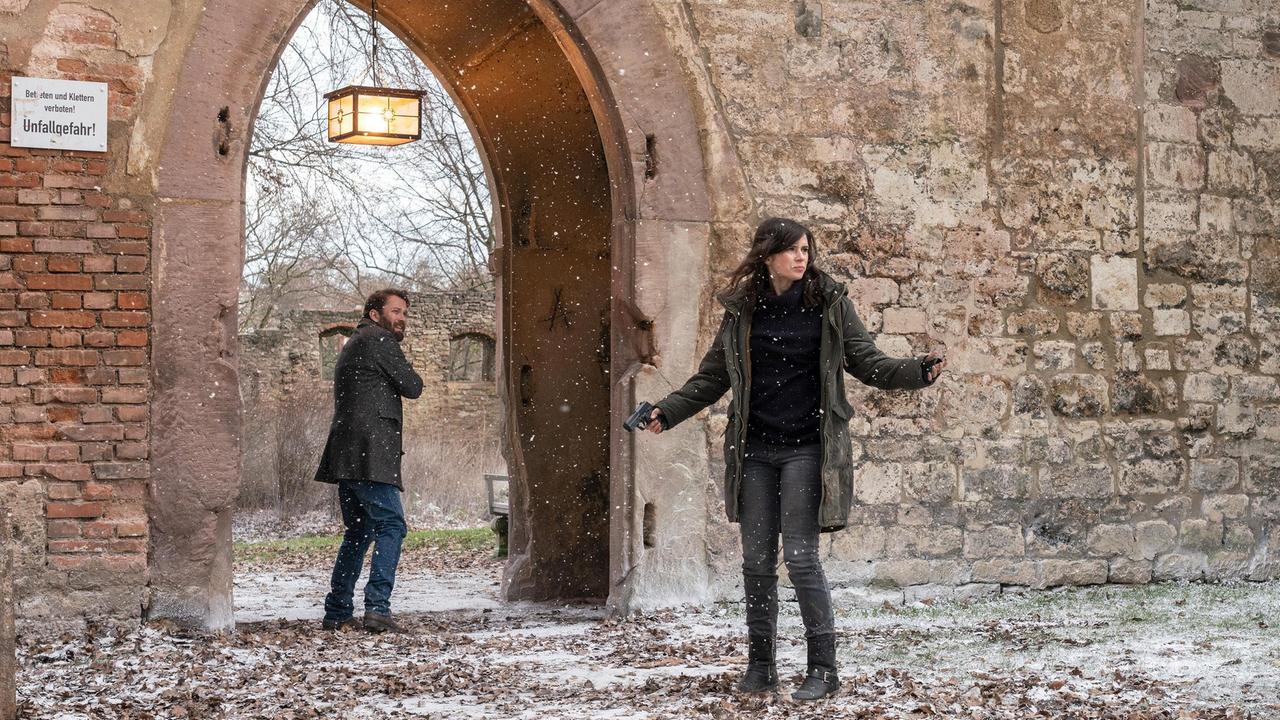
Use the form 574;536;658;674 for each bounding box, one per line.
322;617;360;631
362;612;404;633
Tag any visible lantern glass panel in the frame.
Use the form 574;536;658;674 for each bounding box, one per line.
388;95;421;136
327;93;355;139
356;93;390;135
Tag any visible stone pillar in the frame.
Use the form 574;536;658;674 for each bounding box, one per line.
0;505;16;720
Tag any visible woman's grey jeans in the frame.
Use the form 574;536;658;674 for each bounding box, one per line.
739;441;836;640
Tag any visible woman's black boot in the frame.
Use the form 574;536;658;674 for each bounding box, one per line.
792;633;840;701
735;634;778;693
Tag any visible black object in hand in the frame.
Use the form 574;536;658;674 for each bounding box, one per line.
921;355;942;382
624;401;656;432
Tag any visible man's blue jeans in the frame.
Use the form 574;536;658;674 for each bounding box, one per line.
323;480;407;622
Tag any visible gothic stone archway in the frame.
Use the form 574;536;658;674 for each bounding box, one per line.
149;0;713;628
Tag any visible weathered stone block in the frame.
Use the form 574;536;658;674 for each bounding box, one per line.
1037;559;1107;588
887;525;962;558
1090;254;1141;308
1202;494;1249;521
1110;312;1144;340
1152;552;1207;580
1108;558;1152;584
848;277;899;307
1033;341;1076;372
1191;459;1239;492
1119;459;1185;497
1207;150;1256;193
901;462;957;504
1179;518;1223;551
1145;195;1198;232
1035;254;1088;305
1144;348;1172;371
961;466;1031;501
963;525;1024;559
1235;117;1280;150
1113;374;1163;415
1183;373;1229;402
1144;283;1188;309
1233;376;1280;403
1145;104;1198;143
870;558;930;587
882;307;928;335
1206;551;1251;580
855;463;901;505
1039;463;1114;499
1008;309;1060;336
1197;194;1231;235
1086;523;1136;557
1135;520;1178;560
1050;374;1109;417
1024;436;1072;465
1146;229;1248;283
1220;60;1280;116
1066;312;1103;339
1223;523;1254;549
1243;454;1280;494
1147;142;1205;190
829;525;888;562
1152;308;1190;336
971;559;1036;586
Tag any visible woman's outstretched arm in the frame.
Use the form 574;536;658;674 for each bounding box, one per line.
841;297;937;391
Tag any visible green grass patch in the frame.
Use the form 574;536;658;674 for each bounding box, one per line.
235;527;493;562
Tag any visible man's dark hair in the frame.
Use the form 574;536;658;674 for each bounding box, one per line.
363;288;410;319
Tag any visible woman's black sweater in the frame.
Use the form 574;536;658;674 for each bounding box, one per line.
746;282;823;446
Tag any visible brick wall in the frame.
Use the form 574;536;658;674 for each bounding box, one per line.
0;4;154;617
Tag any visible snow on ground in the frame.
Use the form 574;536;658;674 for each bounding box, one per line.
17;539;1280;719
235;566;500;622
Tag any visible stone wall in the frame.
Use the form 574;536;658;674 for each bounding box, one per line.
239;288;500;453
660;0;1280;592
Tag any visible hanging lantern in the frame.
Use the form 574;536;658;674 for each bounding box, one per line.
324;0;423;146
325;85;423;145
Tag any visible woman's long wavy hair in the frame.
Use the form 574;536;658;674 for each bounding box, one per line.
719;217;823;309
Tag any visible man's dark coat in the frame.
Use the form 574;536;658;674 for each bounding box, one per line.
315;319;424;489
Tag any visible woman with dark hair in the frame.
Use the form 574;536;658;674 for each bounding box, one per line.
644;217;945;700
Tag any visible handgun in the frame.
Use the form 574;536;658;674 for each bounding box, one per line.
624;401;657;432
921;355;943;381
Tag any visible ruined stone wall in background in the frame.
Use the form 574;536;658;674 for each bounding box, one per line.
237;288;501;503
661;0;1280;594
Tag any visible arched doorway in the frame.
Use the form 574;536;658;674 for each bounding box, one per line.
146;0;714;628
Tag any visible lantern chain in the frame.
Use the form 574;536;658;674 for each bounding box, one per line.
370;0;381;87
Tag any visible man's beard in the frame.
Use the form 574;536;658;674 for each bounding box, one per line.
377;316;405;341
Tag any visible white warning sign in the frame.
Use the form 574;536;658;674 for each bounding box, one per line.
11;77;108;153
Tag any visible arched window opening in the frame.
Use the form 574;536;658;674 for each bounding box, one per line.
318;325;355;380
448;333;495;382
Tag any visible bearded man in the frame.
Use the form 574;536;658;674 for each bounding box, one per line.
315;288;423;633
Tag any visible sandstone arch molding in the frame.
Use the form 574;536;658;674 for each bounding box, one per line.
150;0;713;628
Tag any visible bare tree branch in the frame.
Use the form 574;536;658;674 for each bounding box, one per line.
241;2;493;330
